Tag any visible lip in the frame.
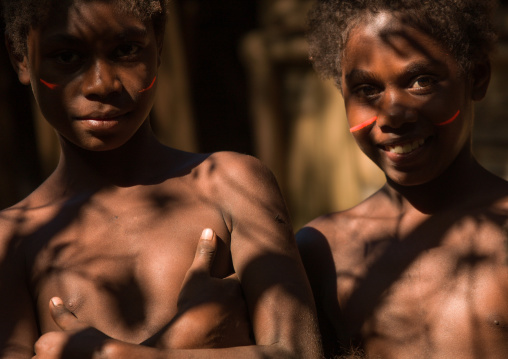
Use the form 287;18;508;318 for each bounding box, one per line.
74;111;129;130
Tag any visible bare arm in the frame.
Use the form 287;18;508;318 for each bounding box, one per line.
218;153;322;358
296;224;342;358
0;216;39;358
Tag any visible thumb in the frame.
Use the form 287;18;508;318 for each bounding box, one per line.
189;228;217;274
49;297;87;331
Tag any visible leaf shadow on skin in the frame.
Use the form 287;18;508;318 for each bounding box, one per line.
20;191;153;332
301;201;508;359
0;155;212;355
0;149;324;356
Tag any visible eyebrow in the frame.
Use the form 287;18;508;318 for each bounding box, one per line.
345;59;445;85
43;26;149;45
344;69;381;85
403;60;443;76
116;27;149;41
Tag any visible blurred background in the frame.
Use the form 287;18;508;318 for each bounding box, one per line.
1;0;508;230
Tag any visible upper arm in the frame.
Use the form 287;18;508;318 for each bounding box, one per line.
0;215;38;358
213;153;322;358
296;223;342;357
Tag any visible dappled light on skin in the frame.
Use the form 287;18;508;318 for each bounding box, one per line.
0;150;321;356
301;195;508;358
358;212;508;357
0;206;38;357
13;188;150;337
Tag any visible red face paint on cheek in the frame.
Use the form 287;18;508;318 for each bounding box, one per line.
138;76;156;93
349;116;378;133
40;79;59;90
436;110;460;126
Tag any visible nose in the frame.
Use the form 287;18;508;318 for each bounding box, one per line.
82;58;122;100
376;87;417;130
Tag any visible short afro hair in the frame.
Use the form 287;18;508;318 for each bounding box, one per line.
3;0;170;57
307;0;498;89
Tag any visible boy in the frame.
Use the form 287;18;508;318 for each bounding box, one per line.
297;0;508;358
0;0;322;358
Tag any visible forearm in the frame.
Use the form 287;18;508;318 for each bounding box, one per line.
105;340;305;359
0;345;34;359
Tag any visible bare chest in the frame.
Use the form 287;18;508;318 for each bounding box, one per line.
22;192;231;343
331;218;508;358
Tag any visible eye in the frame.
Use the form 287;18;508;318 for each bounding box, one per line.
354;84;381;99
53;50;83;65
115;43;141;59
410;76;437;91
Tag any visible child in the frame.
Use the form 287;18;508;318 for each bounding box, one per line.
297;0;508;358
0;0;322;358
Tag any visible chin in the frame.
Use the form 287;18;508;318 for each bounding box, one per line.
385;171;437;188
65;136;129;152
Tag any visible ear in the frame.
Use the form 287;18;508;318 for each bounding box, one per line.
471;58;491;101
5;35;31;85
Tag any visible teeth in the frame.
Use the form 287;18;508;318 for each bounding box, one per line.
386;139;425;154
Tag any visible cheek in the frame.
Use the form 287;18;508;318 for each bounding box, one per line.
349;115;377;133
435;110;460;127
34;84;67;120
40;78;59;90
138;76;156;93
351;131;375;158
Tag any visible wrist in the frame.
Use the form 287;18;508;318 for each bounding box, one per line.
99;339;168;359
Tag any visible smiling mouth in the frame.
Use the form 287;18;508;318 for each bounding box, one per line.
384;138;425;154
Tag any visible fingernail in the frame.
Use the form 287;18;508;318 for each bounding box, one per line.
201;228;213;240
51;297;63;307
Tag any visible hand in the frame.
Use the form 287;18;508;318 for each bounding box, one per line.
145;228;253;349
33;297;112;359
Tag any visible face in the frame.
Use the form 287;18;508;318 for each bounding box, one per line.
341;12;489;186
14;0;162;151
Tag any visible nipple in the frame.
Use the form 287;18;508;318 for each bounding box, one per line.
489;315;506;329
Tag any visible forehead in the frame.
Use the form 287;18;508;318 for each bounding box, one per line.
32;0;151;44
343;12;455;71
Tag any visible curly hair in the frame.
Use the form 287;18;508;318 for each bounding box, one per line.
307;0;498;88
3;0;170;56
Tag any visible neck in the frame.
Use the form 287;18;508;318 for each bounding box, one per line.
52;121;171;191
383;146;491;214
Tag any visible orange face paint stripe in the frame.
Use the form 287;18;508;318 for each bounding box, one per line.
436;110;460;126
138;76;156;93
349;116;378;133
40;79;59;90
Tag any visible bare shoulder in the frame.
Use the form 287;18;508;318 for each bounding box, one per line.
465;173;508;226
196;151;278;191
194;151;288;228
297;190;387;251
0;195;45;272
0;198;35;253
